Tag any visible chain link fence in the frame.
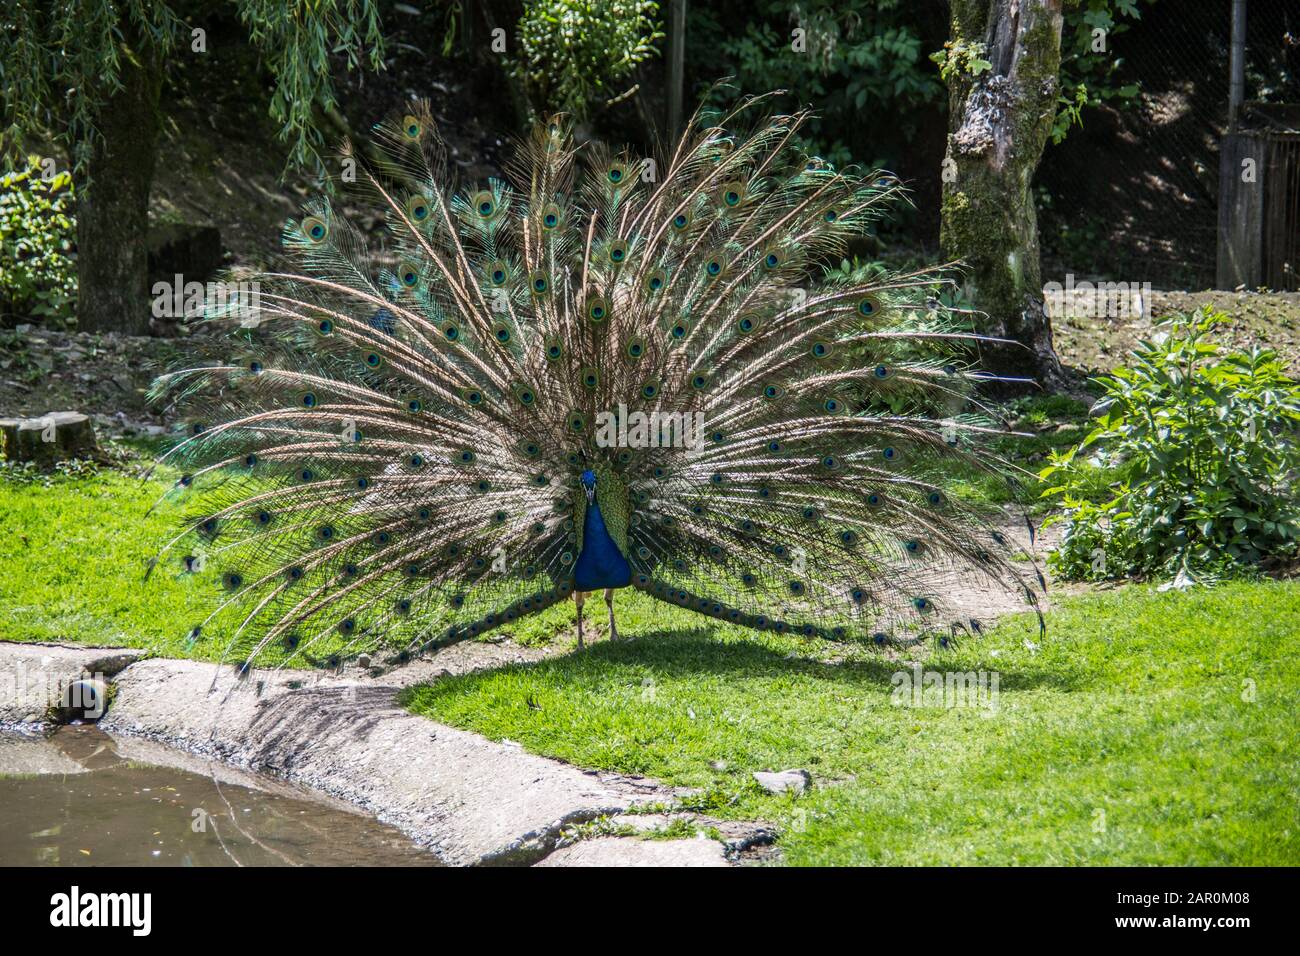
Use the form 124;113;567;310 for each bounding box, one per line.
1037;0;1299;291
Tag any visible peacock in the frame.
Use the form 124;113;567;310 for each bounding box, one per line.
148;92;1045;671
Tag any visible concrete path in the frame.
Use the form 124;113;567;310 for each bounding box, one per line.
537;835;728;867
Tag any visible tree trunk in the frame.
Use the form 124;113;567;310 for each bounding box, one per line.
0;412;98;467
940;0;1065;387
75;34;162;336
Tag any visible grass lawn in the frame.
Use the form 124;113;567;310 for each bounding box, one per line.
3;445;1296;865
405;582;1300;866
0;457;212;655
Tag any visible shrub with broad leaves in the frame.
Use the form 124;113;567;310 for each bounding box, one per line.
1041;309;1300;581
0;157;77;325
512;0;663;121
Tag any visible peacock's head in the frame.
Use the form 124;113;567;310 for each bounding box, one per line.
580;469;596;501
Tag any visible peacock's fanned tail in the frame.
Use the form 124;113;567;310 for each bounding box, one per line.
149;94;1046;670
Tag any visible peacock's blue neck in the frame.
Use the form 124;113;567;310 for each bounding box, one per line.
573;499;632;592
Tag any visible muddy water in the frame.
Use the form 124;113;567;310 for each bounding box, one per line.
0;725;438;866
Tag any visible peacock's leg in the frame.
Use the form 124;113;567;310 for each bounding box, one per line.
604;588;618;642
574;590;586;649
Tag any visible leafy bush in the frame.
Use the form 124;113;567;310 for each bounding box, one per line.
0;157;77;325
512;0;663;120
1042;310;1300;580
690;1;943;169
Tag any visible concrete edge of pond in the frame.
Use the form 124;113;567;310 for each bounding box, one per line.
0;641;145;726
0;641;769;866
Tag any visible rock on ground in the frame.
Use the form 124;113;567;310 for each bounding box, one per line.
752;768;812;795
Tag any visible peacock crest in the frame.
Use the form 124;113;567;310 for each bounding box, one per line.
149;92;1045;669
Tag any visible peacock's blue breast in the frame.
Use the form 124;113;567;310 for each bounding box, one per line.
573;500;632;591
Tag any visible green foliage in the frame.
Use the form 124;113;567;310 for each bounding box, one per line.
0;157;77;324
1052;0;1147;143
512;0;663;120
929;38;992;83
1042;310;1300;580
235;0;386;171
0;0;385;176
690;1;943;169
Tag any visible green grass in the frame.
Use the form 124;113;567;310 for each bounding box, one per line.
0;457;209;654
0;448;368;665
917;394;1092;507
404;582;1300;865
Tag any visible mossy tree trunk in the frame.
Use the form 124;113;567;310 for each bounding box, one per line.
941;0;1065;387
75;34;162;336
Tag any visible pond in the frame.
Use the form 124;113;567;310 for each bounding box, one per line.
0;724;438;866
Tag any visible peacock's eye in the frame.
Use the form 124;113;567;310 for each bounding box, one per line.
472;190;496;218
